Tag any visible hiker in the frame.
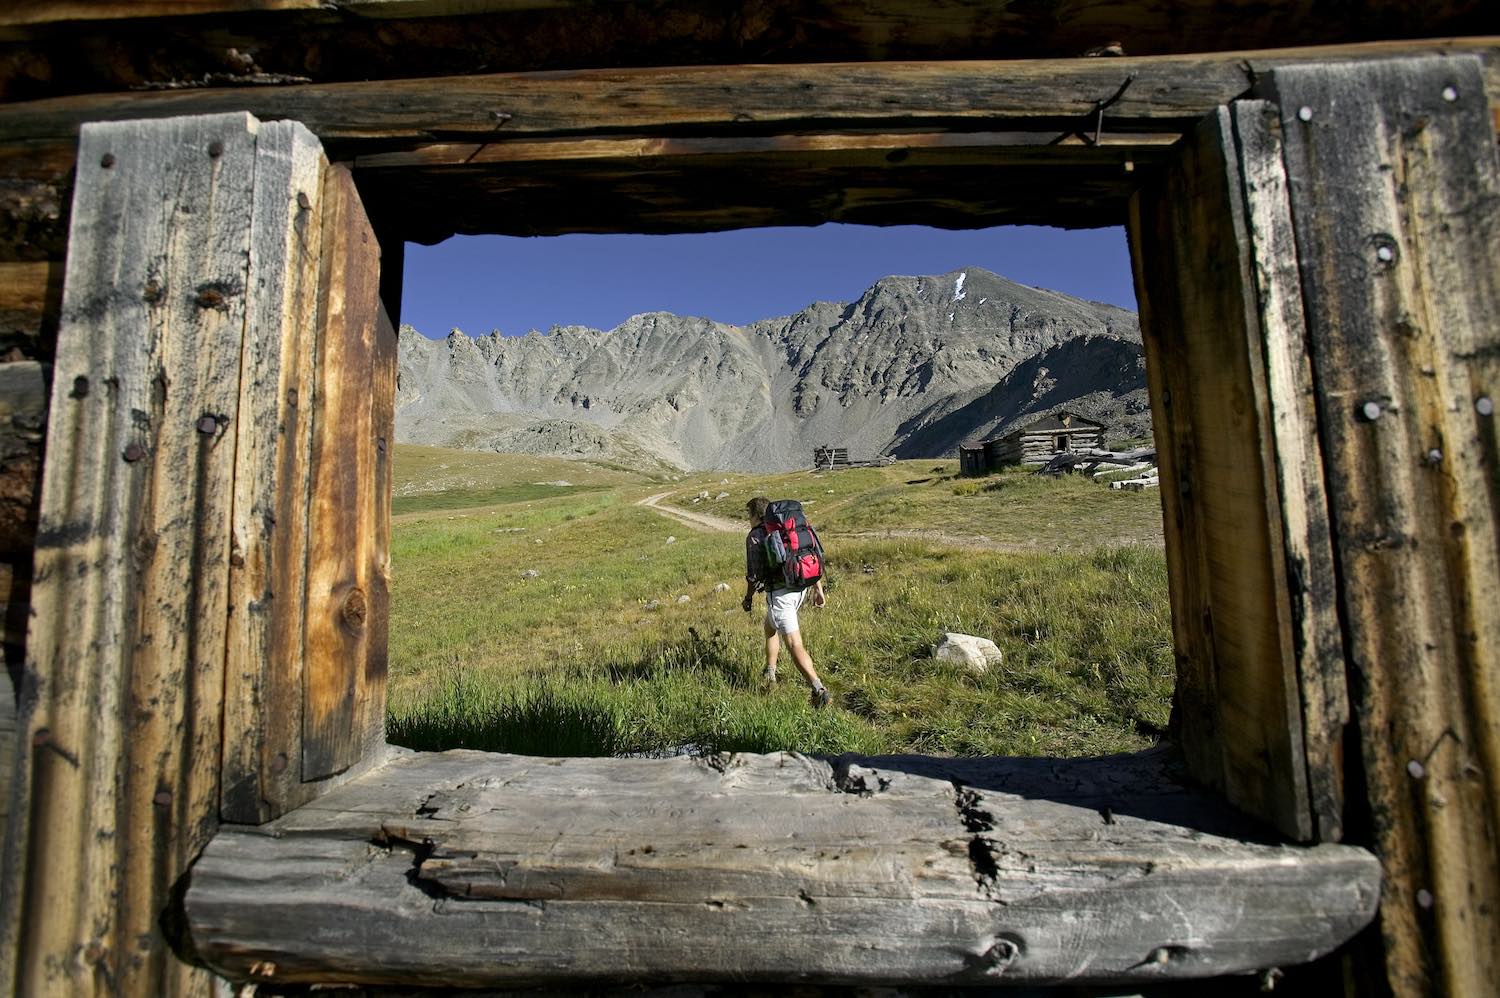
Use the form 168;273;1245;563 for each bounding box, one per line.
741;495;831;709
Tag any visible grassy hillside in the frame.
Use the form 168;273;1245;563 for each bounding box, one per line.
387;446;1172;758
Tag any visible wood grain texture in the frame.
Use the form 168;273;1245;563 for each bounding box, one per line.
302;163;384;781
220;121;326;825
0;260;62;359
0;2;1494;102
1266;54;1500;997
1128;107;1317;842
0;360;46;558
0;140;73;263
4;43;1498;147
1229;101;1349;843
186;749;1381;989
0;112;265;997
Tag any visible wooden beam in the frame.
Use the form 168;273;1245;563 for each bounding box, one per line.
185;749;1381;989
3;42;1498;148
1129;105;1340;842
301;164;387;781
1265;54;1500;997
0;2;1494;102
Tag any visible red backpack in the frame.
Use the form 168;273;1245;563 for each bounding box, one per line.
758;499;824;591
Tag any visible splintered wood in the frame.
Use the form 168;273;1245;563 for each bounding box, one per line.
186;749;1381;988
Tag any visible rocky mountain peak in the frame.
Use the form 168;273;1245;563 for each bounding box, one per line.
395;266;1149;471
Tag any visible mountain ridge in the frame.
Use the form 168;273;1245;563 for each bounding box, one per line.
395;266;1150;471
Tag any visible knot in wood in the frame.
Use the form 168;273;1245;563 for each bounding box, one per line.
342;588;368;629
981;936;1022;974
142;279;163;304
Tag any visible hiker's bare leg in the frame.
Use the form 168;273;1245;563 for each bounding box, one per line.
782;629;822;689
763;615;780;678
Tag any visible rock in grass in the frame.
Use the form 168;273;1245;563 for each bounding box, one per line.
521;568;540;578
644;600;661;611
933;632;1003;676
676;595;691;604
716;492;730;500
665;535;677;544
713;582;731;592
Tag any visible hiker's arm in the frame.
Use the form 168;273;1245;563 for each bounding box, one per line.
813;578;826;607
743;533;758;611
742;579;756;612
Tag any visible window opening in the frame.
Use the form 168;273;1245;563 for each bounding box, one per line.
384;223;1171;762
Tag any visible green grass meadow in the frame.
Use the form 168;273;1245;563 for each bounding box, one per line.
388;445;1173;758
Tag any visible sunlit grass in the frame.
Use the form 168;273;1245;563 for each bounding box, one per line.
388;448;1172;758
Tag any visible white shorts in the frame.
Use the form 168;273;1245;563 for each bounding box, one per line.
764;588;809;636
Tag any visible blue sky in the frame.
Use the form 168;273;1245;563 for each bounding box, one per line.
400;224;1136;338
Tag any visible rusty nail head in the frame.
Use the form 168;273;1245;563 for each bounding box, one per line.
100;153;116;168
1361;401;1383;422
208;140;224;158
1297;106;1313;122
287;388;298;407
271;752;289;774
1442;86;1459;103
229;552;245;568
297;192;311;211
153;790;172;807
1425;448;1442;465
1407;759;1425;779
1375;245;1395;264
196;415;218;435
31;728;50;747
377;436;386;454
123;443;145;463
195;288;225;309
1478;396;1494;417
1417;888;1435;908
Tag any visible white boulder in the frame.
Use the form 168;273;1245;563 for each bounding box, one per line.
933;632;1003;676
713;582;731;592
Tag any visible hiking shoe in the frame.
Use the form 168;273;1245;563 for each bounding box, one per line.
762;667;778;685
810;686;831;710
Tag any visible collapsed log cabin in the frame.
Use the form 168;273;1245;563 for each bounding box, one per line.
0;3;1497;996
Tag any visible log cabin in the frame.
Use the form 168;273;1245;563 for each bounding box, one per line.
0;3;1496;996
965;410;1109;471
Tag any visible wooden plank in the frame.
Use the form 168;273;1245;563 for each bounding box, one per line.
220;121;327;824
302;163;383;781
3;43;1499;147
363;302;395;760
1230;100;1349;842
0;260;62;359
0;5;1494;100
1128;107;1315;841
0;112;266;996
1266;54;1500;997
184;748;1381;988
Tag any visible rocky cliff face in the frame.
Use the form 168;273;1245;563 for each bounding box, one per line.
395;267;1149;471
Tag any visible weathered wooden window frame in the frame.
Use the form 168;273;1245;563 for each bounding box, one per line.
2;47;1497;997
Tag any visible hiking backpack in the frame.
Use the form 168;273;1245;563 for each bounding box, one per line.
758;499;824;591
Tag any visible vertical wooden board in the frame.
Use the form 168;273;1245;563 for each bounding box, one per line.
1269;54;1500;996
1128;107;1313;841
362;301;396;761
220;121;327;824
0;112;261;997
1127;191;1225;798
1230;100;1349;843
303;163;382;781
